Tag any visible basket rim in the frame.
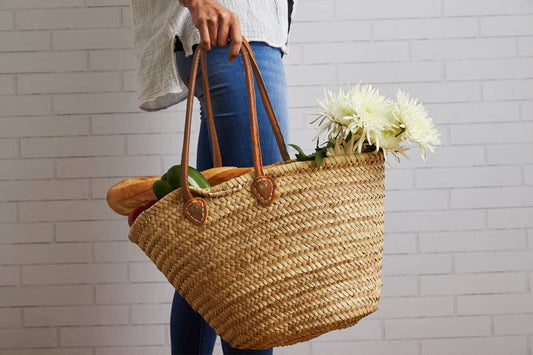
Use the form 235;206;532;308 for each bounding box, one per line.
181;151;385;199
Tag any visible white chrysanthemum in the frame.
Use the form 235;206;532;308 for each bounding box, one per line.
392;90;441;160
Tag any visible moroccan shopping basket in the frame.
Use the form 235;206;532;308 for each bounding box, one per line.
129;38;385;349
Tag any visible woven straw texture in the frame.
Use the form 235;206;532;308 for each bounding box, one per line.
129;151;385;349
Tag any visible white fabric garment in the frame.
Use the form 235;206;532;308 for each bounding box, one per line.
130;0;297;112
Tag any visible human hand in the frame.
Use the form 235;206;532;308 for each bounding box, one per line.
180;0;242;62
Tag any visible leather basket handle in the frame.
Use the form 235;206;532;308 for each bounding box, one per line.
181;37;290;225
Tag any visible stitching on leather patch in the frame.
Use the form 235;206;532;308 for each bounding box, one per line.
253;176;276;205
184;199;206;225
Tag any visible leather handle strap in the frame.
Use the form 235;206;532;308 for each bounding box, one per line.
181;37;287;225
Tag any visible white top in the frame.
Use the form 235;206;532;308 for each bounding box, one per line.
130;0;297;112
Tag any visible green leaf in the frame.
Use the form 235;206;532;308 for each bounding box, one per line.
315;150;324;166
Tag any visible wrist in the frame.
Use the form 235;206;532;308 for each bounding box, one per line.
180;0;200;8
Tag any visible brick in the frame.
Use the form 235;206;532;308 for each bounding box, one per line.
522;101;533;120
384;169;413;189
487;144;533;165
451;187;533;209
421;336;528;355
0;52;86;74
338;62;441;84
458;294;533;315
0;0;84;9
383;233;417;254
0;31;49;52
92;111;184;135
484;79;533;100
295;1;334;20
518;37;533;56
289;21;371;43
60;325;165;347
526;166;533;185
96;283;174;304
88;0;130;5
0;116;89;137
337;0;440;19
374;296;453;318
122;7;133;27
123;70;136;90
0;285;92;306
94;241;147;262
0;202;17;223
488;207;533;229
0;243;91;264
53;28;132;50
385;316;490;339
0;328;57;349
56;156;161;178
21;136;124;158
314;319;383;341
312;340;417;355
0;75;15;95
421;272;526;295
419;230;527;253
450;123;533;145
0;179;89;201
374;18;477;40
303;41;409;64
53;92;138;114
19;72;121;94
378;82;481;103
428;102;520;124
0;350;91;355
129;262;167;283
24;305;129;326
0;266;19;285
381;276;418;297
447;59;533;81
414;38;515;61
383;254;452;276
385;190;448;212
22;263;127;285
0;11;13;30
417;166;521;189
385;210;484;233
0;138;17;158
19;200;118;222
127;134;182;155
89;49;136;70
495;315;533;335
1;223;54;244
0;95;51;117
17;8;121;29
285;64;336;85
56;220;129;241
481;15;533;36
445;0;533;15
131;304;172;324
96;348;170;355
0;159;54;180
0;308;21;328
455;251;533;273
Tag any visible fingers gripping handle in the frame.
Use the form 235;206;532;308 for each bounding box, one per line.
181;38;287;225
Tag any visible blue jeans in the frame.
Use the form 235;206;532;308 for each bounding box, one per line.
171;42;289;355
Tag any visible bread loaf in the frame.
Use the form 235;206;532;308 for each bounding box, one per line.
106;176;159;216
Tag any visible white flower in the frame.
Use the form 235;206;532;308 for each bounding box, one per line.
392;90;442;160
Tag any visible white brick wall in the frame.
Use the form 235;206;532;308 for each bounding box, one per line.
0;0;532;354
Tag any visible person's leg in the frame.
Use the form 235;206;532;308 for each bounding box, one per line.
170;291;217;355
174;41;289;354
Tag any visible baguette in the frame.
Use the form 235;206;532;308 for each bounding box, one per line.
106;176;159;216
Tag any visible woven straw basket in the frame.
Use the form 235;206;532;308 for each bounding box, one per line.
129;38;385;349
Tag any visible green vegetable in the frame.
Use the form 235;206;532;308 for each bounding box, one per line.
152;180;174;200
153;165;212;200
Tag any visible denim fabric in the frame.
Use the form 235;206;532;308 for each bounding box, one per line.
170;42;289;355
